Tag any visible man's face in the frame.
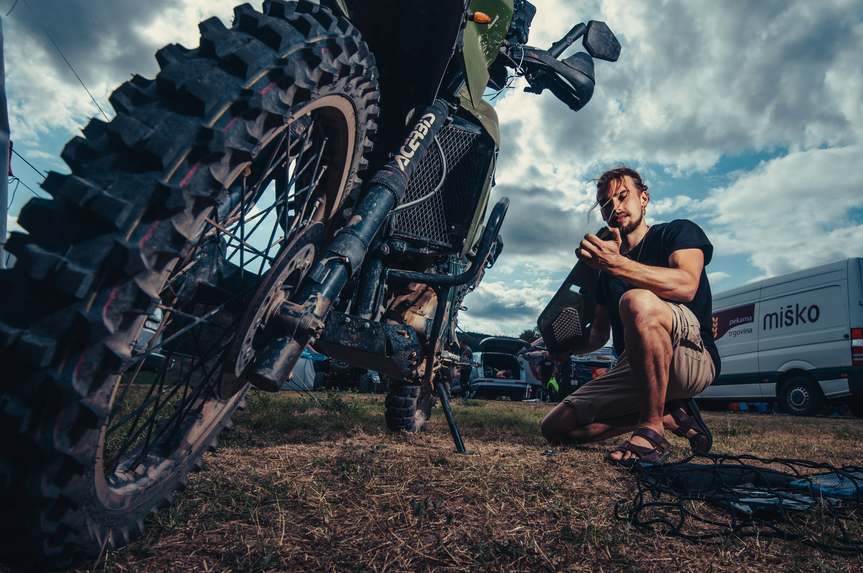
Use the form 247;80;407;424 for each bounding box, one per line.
597;176;647;236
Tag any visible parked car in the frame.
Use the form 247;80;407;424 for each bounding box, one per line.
451;337;540;400
282;347;381;392
517;343;617;401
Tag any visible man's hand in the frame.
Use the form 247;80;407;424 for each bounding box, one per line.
576;227;622;270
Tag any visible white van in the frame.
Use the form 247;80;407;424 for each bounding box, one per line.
699;257;863;416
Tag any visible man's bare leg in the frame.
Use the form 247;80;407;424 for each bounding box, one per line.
541;399;695;446
606;289;675;462
541;401;640;444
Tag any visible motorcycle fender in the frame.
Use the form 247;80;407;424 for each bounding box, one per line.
352;0;466;113
456;86;499;257
459;0;514;108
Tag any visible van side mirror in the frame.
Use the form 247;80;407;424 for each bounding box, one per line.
583;21;621;62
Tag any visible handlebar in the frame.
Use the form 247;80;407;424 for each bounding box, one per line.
503;19;620;113
548;23;586;59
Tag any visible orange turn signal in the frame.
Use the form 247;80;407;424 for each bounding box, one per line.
469;12;492;24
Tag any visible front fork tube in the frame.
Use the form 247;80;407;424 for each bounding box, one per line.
247;185;395;389
247;100;453;389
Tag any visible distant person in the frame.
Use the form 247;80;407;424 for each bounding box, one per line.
557;357;573;396
540;166;720;464
458;341;474;398
546;375;560;402
538;352;559;402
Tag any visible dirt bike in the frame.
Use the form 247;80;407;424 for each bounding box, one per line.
0;0;618;568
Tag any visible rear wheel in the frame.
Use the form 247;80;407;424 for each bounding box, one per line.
385;384;420;431
780;377;824;417
0;2;377;569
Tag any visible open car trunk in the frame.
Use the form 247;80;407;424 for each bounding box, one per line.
481;354;521;380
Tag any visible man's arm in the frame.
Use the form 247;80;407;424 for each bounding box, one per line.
578;230;704;302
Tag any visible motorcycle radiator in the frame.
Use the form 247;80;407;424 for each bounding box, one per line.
389;116;495;252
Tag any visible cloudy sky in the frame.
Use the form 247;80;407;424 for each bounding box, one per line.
4;0;863;337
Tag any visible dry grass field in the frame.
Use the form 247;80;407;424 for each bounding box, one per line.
24;391;863;572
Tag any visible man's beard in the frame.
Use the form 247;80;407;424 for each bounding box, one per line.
613;207;644;236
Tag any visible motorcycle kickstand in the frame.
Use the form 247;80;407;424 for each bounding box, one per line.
435;380;471;454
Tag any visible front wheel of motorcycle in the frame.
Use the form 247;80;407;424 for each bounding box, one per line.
0;2;378;569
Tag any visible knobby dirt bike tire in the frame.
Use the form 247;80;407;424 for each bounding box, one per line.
0;1;378;569
385;384;421;431
385;382;438;432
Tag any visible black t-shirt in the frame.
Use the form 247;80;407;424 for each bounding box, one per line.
539;358;556;381
595;220;721;374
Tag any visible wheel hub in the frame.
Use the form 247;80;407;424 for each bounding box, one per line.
789;387;809;409
220;222;325;397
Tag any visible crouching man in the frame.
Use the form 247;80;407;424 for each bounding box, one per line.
541;166;721;464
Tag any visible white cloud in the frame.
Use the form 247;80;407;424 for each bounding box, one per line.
696;145;863;276
5;214;21;235
708;271;730;284
494;0;863;176
649;195;697;218
4;0;239;151
459;280;556;335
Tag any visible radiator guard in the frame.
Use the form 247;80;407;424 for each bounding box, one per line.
389;116;495;252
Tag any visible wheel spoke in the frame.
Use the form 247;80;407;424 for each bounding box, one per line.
109;317;239;468
204;217;275;263
127;298;239;364
218;116;325;271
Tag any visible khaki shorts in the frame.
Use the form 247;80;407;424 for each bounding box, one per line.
562;302;716;427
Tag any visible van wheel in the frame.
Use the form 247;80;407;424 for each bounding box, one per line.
780;377;824;416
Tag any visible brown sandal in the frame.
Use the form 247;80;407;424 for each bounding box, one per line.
668;398;713;454
607;427;671;466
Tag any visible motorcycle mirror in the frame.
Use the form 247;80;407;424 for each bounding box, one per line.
583;21;621;62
